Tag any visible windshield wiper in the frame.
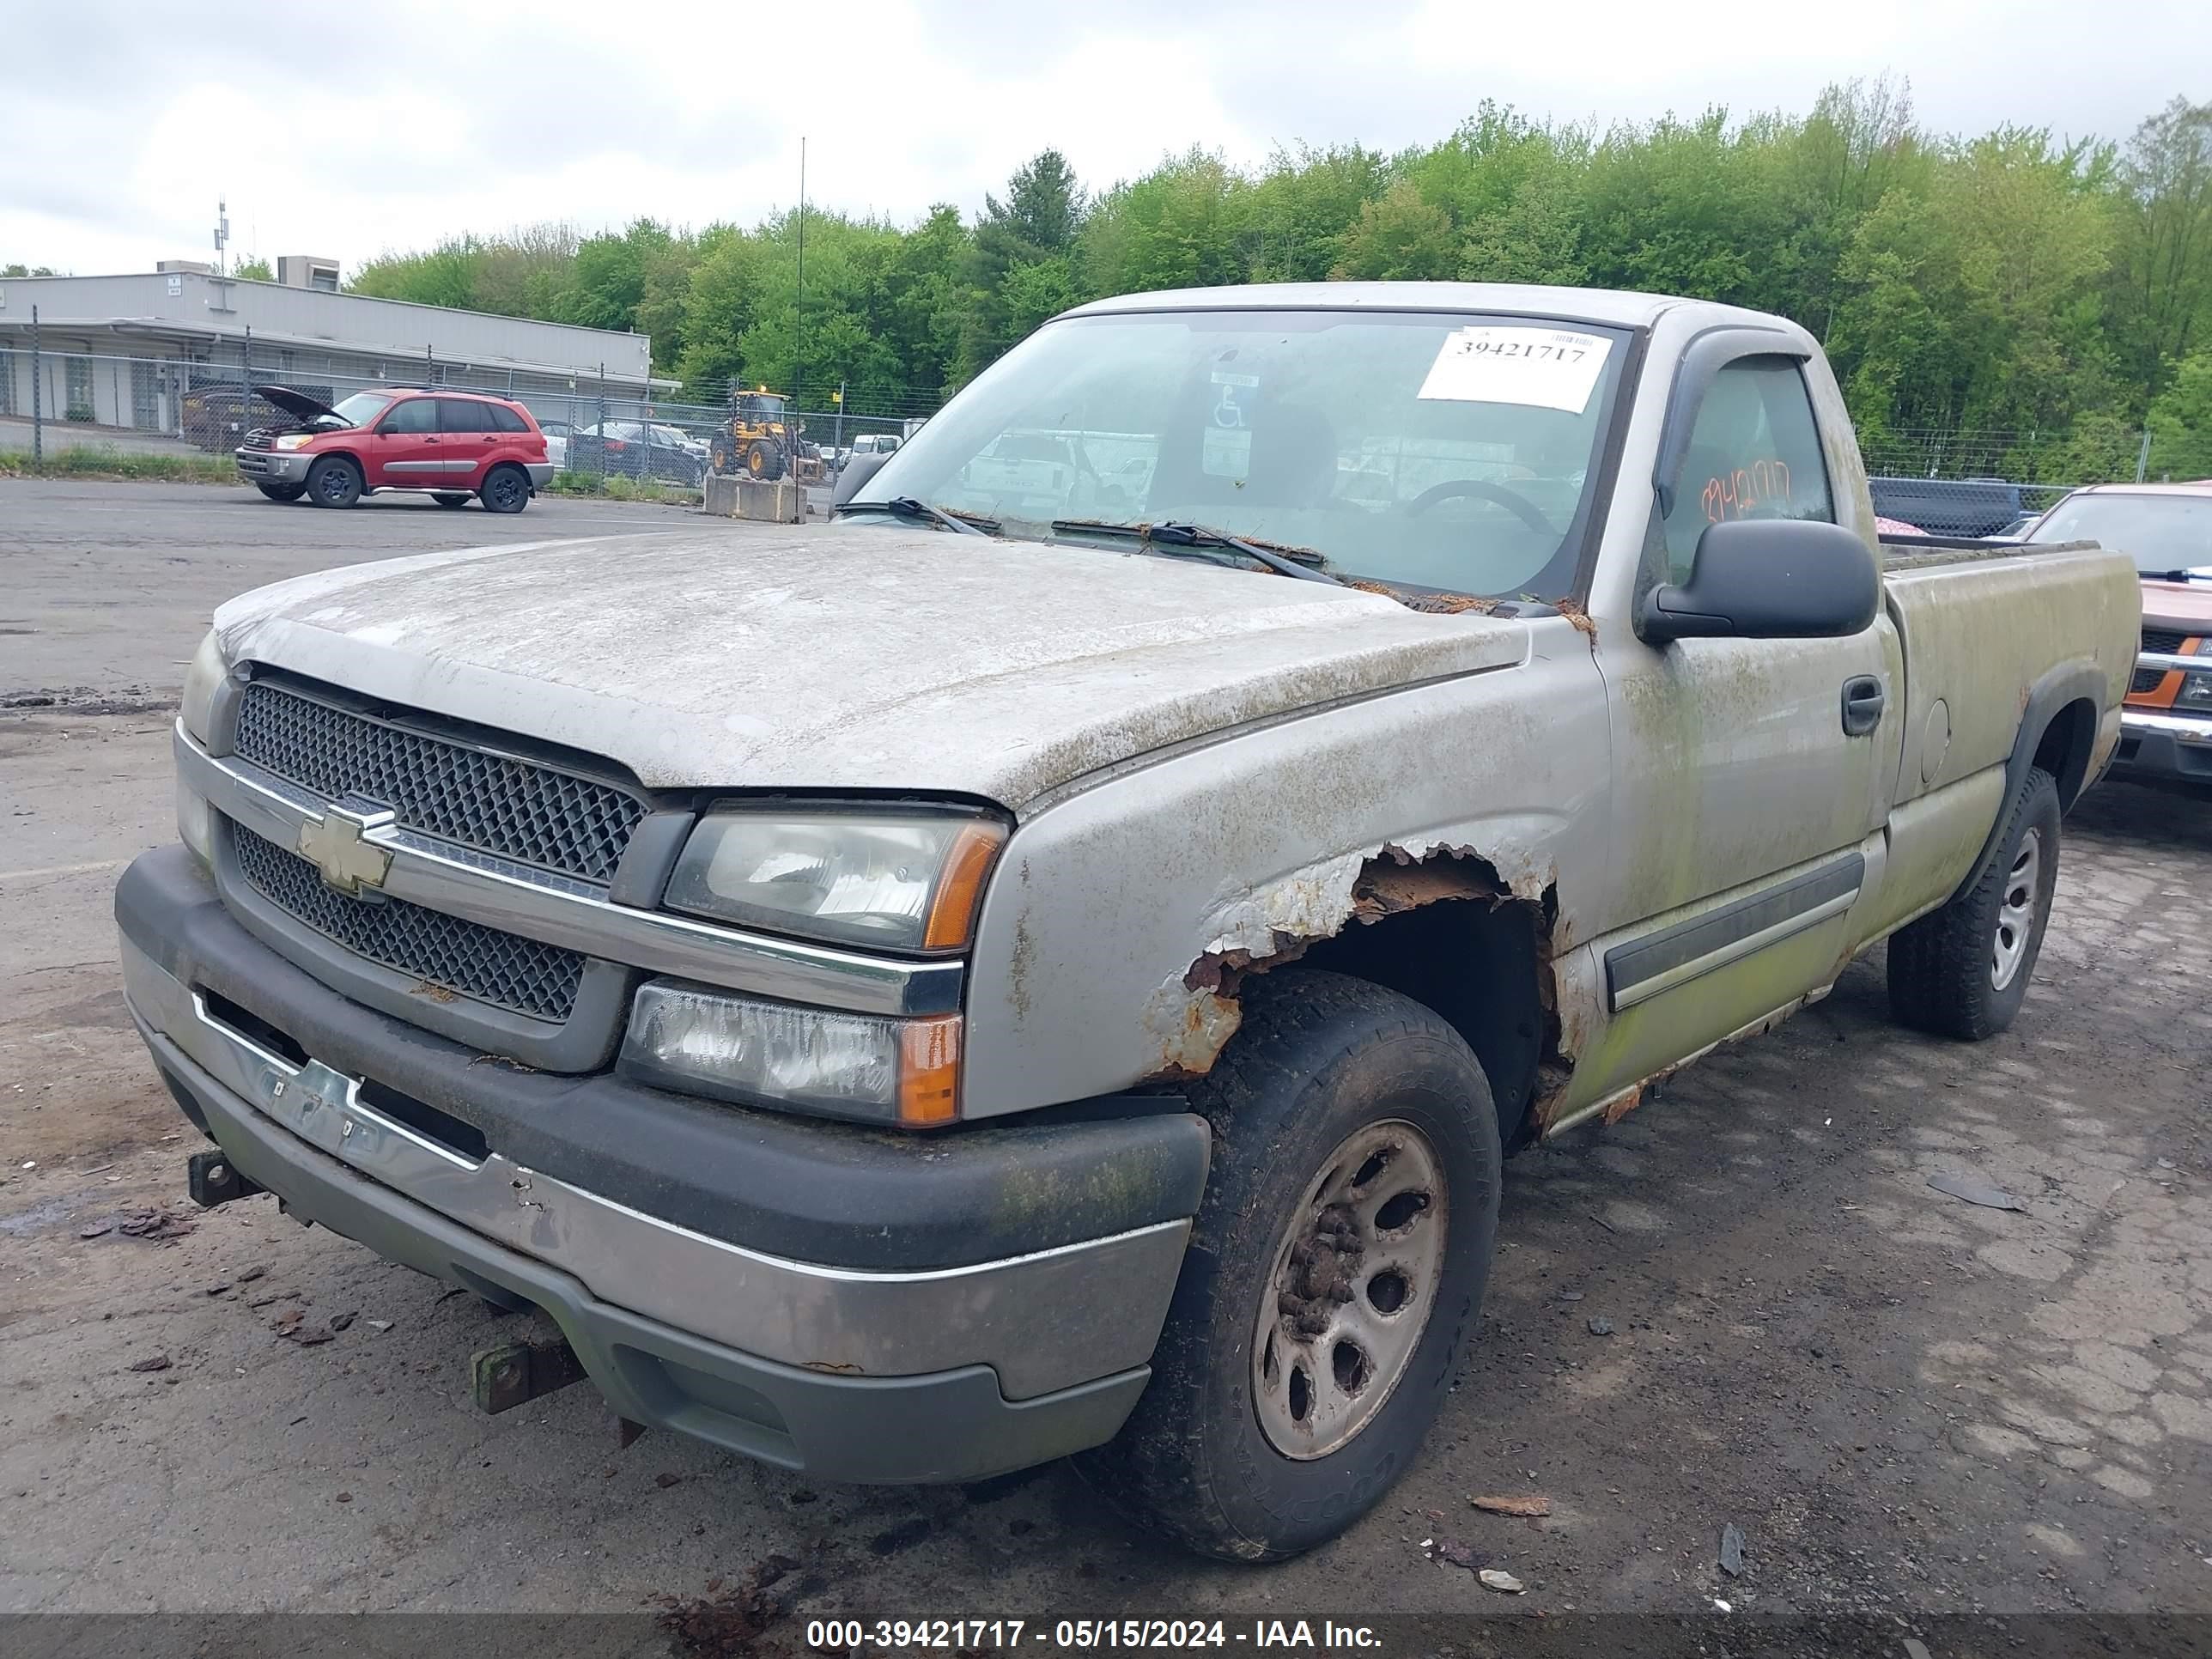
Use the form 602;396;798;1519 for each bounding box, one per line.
2149;568;2212;583
1050;520;1342;586
840;497;995;537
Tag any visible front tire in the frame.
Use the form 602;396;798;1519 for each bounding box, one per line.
479;465;531;514
1887;765;2062;1040
1079;969;1500;1561
305;456;362;509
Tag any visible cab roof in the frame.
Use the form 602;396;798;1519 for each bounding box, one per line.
1059;281;1747;331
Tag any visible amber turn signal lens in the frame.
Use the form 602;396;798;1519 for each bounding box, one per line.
897;1015;963;1127
921;820;1008;951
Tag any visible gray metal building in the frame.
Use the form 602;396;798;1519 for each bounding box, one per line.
0;269;664;433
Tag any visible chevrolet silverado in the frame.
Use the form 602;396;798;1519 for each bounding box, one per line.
118;283;2140;1561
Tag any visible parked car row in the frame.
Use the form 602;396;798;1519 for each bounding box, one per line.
559;420;711;487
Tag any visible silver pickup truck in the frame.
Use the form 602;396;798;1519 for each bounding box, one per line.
117;283;2139;1562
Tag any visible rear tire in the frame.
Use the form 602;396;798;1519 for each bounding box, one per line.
305;456;362;509
431;491;471;508
1078;969;1500;1561
255;482;307;502
1887;765;2061;1040
479;465;530;514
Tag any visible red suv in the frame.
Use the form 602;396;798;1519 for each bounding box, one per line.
236;386;553;513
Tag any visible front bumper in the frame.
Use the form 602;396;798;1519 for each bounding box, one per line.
235;448;309;483
116;846;1207;1481
2111;708;2212;789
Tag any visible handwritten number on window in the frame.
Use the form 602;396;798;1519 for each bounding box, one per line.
1701;458;1792;525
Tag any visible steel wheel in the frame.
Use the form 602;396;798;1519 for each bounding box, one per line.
1251;1118;1448;1461
1990;824;2041;991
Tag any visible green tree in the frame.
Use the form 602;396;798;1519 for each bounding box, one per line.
1243;143;1389;281
2147;346;2212;477
1078;149;1249;300
231;256;273;282
1330;180;1458;279
951;150;1091;384
2109;97;2212;404
348;237;483;310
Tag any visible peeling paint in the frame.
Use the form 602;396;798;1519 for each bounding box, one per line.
1146;841;1574;1088
1140;978;1244;1075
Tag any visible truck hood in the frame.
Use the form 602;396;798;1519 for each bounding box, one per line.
2141;575;2212;633
210;527;1529;806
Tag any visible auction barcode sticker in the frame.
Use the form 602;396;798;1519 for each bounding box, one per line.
1416;325;1613;413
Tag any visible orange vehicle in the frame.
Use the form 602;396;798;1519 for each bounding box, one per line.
2024;483;2212;794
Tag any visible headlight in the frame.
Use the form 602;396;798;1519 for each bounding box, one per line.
2179;642;2212;707
622;982;961;1127
665;809;1006;951
273;433;317;452
180;630;226;744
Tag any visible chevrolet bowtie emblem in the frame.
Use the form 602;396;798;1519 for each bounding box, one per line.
296;806;396;896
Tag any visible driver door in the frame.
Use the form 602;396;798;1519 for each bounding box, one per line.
1572;348;1904;1108
370;396;441;487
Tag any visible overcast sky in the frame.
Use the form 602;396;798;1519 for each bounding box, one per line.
4;0;2204;277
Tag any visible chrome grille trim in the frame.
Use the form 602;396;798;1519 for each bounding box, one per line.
231;679;647;883
2136;629;2194;695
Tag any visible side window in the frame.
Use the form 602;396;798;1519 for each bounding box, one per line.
380;398;438;435
488;404;530;434
438;398;492;433
1661;358;1833;580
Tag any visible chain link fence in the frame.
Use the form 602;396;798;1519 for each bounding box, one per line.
1856;425;2189;538
0;344;936;490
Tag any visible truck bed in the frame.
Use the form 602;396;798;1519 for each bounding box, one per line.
1879;536;2100;572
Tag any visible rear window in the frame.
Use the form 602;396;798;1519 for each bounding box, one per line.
488;404;530;434
437;399;493;434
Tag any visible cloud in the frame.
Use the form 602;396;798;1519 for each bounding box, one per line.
3;0;2203;276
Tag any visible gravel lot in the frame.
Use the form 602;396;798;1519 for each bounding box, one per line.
2;479;2208;1635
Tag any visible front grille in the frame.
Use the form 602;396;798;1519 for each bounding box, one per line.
232;681;647;883
2135;629;2192;695
233;823;585;1022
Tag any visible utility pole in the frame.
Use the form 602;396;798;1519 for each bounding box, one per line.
29;303;41;465
793;137;806;419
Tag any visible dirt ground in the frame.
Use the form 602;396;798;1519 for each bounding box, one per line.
2;480;2209;1636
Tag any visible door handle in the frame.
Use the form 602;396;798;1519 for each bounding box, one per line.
1841;675;1885;737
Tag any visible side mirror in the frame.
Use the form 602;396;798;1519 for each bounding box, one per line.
1639;519;1878;644
833;449;892;507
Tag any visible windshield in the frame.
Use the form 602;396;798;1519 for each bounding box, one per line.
329;391;394;428
851;309;1633;596
2034;492;2212;574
